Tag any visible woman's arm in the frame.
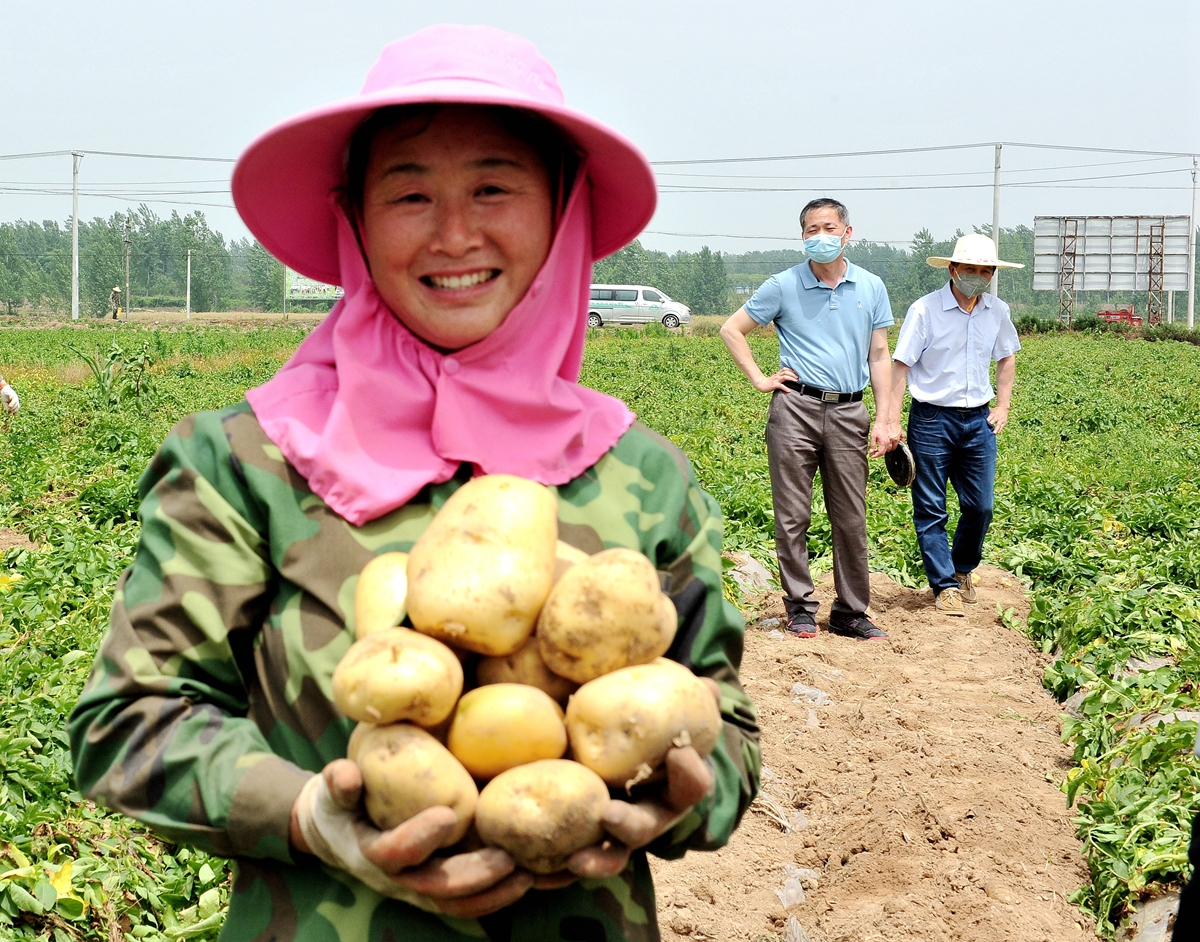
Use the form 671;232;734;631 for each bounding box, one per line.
68;411;311;862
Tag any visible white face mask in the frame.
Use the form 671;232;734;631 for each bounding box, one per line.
952;272;992;298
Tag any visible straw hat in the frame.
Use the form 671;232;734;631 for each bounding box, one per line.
926;233;1023;269
232;25;656;286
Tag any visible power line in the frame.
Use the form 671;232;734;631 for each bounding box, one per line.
655;155;1188;181
651;142;997;166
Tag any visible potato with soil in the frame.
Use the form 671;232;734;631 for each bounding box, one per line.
447;684;568;779
566;658;722;789
407;475;558;657
475;634;578;704
537;548;677;683
332;627;463;727
353;723;478;844
354;551;409;639
475;759;610;873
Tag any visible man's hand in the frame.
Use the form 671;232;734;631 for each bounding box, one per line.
565;678;720;880
987;405;1009;435
868;418;898;458
291;759;531;919
752;366;798;394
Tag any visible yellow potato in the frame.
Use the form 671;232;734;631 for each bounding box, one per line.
355;724;478;844
346;721;374;763
407;475;557;656
476;635;578;704
447;684;568;780
355;551;409;639
537;548;677;683
332;627;463;727
475;759;610;873
566;659;722;789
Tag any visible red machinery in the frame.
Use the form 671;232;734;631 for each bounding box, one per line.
1095;304;1143;327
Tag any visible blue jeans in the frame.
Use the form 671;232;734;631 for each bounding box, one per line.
907;400;997;593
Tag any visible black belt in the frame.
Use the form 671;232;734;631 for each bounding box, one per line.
914;400;988;413
783;380;863;403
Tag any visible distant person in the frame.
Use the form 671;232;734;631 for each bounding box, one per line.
0;375;19;415
109;287;121;319
887;234;1021;616
720;197;897;641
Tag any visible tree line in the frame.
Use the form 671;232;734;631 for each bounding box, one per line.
0;206;290;317
1;207;1194;320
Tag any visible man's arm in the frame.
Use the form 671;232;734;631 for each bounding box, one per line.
719;308;797;393
888;360;910;440
866;327;895;456
989;355;1015;433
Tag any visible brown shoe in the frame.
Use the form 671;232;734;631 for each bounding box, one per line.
934;587;966;617
954;572;978;603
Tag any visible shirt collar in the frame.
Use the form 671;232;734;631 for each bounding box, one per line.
940;281;992;314
798;258;857;289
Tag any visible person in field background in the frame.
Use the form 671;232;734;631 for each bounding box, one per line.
0;375;19;415
888;233;1021;616
720;197;898;642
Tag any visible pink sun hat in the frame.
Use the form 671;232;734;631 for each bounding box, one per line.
232;24;657;286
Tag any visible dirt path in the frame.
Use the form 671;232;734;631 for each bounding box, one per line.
651;565;1097;942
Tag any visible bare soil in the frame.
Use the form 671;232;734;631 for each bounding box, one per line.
651;565;1097;941
0;528;37;553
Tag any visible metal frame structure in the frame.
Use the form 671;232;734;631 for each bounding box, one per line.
1057;218;1079;324
1147;222;1165;324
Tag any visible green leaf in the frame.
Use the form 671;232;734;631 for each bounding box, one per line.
55;895;85;919
7;883;42;914
197;887;220;920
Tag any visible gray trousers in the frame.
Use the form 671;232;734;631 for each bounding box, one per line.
765;391;871;618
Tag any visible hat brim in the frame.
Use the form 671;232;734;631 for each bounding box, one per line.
927;256;1024;269
232;78;657;285
885;442;916;488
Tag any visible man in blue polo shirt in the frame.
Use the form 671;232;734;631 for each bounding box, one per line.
720;198;896;641
888;233;1021;617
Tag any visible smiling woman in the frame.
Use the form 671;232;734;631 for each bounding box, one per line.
353;105;557;350
67;23;760;942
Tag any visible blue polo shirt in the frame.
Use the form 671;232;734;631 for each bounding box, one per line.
745;260;893;393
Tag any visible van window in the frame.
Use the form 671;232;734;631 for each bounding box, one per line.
590;288;614;301
614;289;638;301
642;290;662;302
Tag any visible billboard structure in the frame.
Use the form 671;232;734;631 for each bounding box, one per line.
1033;215;1191;324
285;269;345;304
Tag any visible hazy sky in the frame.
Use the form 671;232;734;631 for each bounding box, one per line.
3;0;1197;258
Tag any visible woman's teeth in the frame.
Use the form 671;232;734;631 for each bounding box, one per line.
426;270;497;290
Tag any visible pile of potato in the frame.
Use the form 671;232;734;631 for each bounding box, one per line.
330;475;722;873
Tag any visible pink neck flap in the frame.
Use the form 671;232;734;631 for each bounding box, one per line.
245;179;635;526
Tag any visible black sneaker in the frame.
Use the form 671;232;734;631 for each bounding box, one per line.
784;611;817;639
827;612;888;641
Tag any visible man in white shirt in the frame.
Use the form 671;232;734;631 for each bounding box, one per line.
888;234;1021;616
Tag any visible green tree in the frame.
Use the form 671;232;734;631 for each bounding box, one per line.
247;241;285;312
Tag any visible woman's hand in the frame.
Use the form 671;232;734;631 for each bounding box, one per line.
563;677;720;880
291;759;532;918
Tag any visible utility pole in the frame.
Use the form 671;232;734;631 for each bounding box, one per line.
123;217;132;319
991;143;1002;296
71;152;83;320
1189;156;1197;330
186;249;192;320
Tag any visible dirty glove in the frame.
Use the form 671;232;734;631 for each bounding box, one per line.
292;759;531;918
1;385;19;415
293;769;441;911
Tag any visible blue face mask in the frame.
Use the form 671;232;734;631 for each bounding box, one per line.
803;233;846;264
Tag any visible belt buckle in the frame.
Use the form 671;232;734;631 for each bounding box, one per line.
822;391;840;402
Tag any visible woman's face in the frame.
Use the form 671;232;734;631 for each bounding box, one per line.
359;106;555;351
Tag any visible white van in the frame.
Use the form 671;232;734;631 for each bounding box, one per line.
588;285;692;328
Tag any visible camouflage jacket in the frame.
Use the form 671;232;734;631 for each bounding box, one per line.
69;401;761;942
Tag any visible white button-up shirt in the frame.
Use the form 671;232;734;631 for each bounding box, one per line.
893;283;1020;408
